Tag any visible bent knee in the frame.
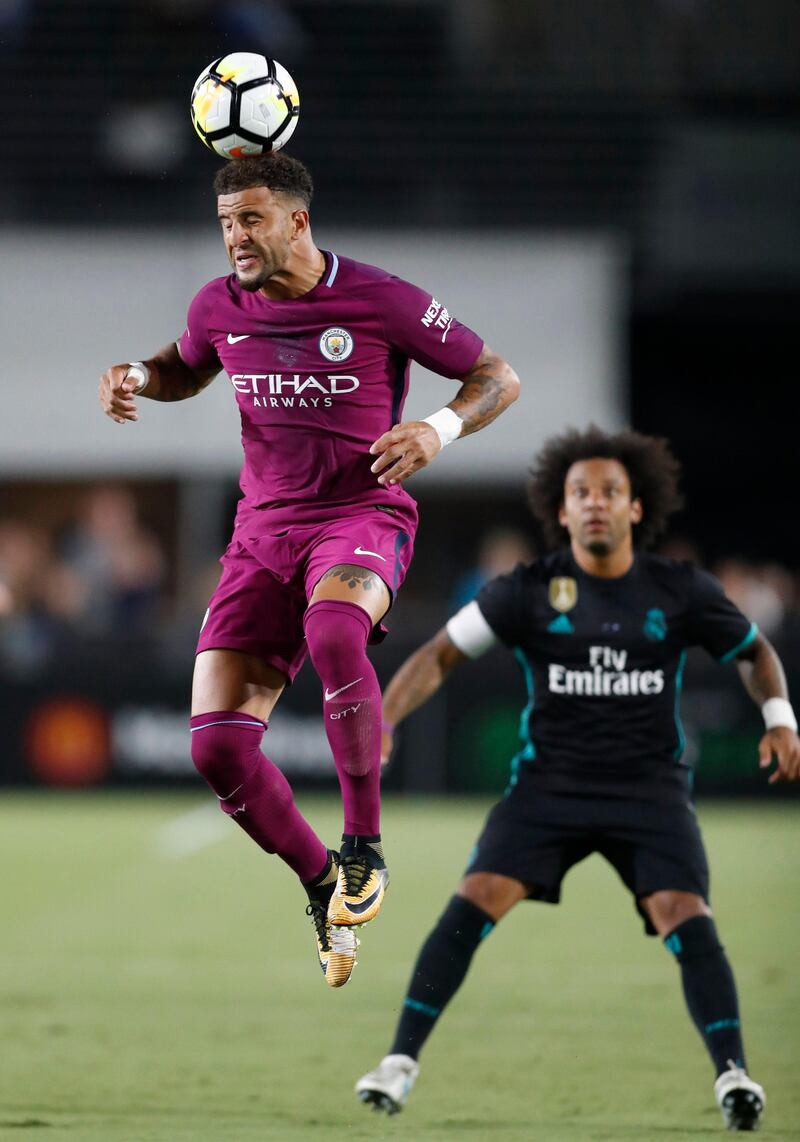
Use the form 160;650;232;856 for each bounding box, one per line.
304;601;371;663
306;626;363;676
190;718;263;795
457;872;527;921
641;889;711;936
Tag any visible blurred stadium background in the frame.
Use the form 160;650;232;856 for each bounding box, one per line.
1;0;798;795
1;4;799;1139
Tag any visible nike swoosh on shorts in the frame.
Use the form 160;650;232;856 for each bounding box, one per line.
354;546;385;560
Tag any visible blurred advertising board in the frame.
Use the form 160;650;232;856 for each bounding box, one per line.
0;646;795;799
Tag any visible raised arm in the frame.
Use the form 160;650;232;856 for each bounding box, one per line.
369;343;520;487
99;342;219;424
735;632;800;783
381;628;469;764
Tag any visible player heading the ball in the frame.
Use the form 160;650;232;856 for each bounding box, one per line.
98;151;520;989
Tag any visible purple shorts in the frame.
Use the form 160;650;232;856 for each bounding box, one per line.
196;499;418;682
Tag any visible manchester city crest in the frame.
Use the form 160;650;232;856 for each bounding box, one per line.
548;577;578;613
319;326;354;362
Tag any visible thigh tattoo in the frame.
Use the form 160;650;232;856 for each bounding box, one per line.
320;564;385;592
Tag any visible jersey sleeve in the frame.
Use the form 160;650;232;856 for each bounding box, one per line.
176;282;222;374
685;566;759;661
473;567;525;648
378;276;484;378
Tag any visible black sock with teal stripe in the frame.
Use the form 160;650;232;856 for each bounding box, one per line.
389;895;495;1060
664;915;745;1075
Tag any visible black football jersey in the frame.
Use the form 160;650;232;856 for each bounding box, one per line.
475;550;757;802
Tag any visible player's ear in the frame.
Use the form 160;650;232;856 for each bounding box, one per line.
558;502;568;528
630;497;643;524
289;207;310;240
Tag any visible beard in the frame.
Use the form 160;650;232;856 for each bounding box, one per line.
585;538;611;556
237;269;271;292
232;241;290;292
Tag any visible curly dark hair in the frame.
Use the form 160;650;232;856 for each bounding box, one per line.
527;424;683;549
213;152;313;207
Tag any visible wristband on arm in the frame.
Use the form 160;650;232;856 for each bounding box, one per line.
125;362;150;395
423;407;463;449
762;697;798;732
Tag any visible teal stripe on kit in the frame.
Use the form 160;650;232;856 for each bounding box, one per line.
404;997;440;1019
673;651;687;760
719;622;758;664
505;648;536;793
705;1018;740;1034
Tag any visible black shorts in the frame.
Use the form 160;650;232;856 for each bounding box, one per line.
465;776;710;936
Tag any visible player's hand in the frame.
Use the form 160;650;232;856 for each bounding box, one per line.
758;726;800;784
369;421;442;486
99;364;141;424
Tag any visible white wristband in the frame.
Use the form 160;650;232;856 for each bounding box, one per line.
423;407;463;449
762;697;798;732
125;361;150;395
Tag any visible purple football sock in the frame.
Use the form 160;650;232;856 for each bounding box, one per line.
190;710;328;882
304;599;382;836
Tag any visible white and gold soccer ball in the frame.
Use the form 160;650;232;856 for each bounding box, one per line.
191;52;300;158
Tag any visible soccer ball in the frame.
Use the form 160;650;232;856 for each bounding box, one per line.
191;52;300;158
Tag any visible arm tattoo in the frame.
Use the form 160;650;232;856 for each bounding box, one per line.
450;347;519;436
454;364;507;434
320;565;384;591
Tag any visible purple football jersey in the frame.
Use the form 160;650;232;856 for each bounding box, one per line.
178;251;483;511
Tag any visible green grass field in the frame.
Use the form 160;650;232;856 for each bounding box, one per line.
1;793;798;1142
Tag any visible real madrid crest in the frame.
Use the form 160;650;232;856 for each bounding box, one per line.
548;577;578;613
319;326;354;362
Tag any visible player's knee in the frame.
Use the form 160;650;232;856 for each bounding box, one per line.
457;873;524;921
304;599;372;674
190;719;263;797
645;890;711;938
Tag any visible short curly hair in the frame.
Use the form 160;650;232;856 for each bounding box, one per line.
527;425;683;549
213;152;313;207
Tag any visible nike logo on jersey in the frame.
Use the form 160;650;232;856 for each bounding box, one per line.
354;546;385;561
227;333;251;344
324;678;363;701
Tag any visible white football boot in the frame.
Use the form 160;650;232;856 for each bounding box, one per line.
355;1054;420;1115
305;851;359;988
714;1061;765;1131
